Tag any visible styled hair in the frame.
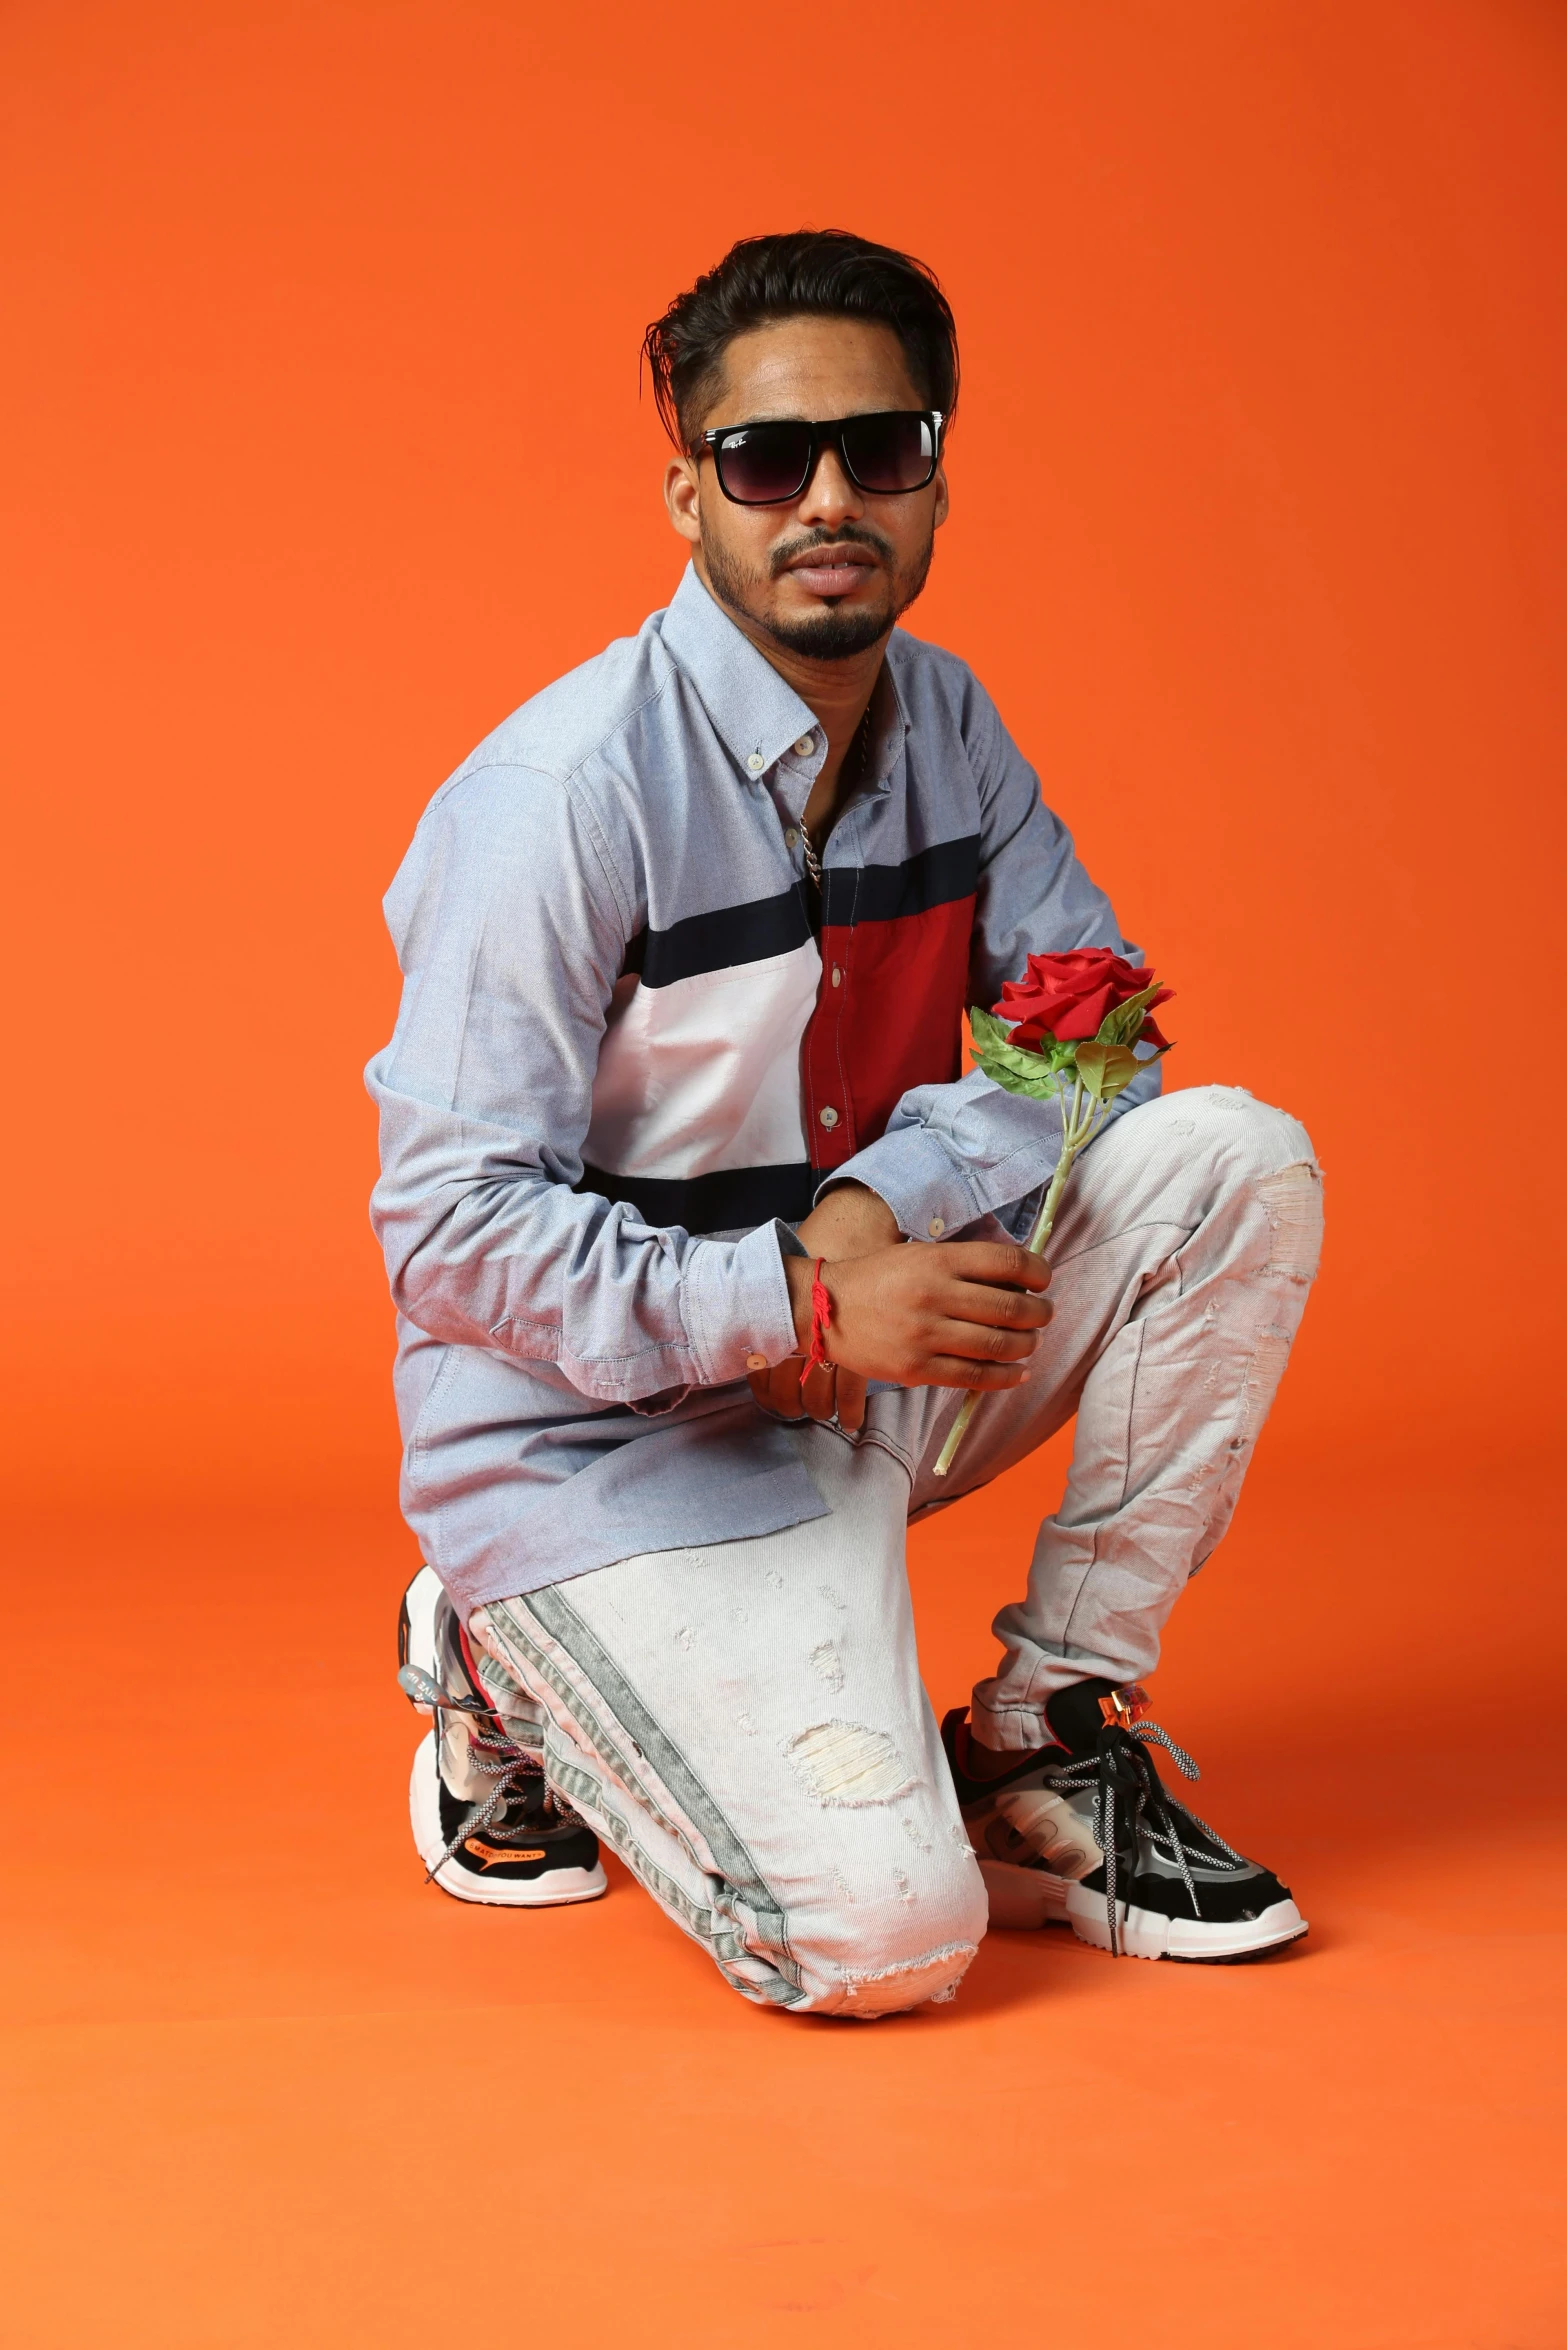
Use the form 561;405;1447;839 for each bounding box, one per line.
643;229;960;451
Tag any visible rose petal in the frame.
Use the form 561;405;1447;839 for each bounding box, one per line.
1005;1013;1046;1049
994;952;1169;1045
1052;985;1117;1039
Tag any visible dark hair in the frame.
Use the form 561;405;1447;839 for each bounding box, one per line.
643;229;960;451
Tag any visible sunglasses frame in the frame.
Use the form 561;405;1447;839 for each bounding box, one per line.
698;409;946;507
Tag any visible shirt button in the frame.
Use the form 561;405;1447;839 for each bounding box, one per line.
784;828;799;849
793;733;816;757
746;752;766;774
818;1105;839;1130
830;965;842;987
928;1216;945;1237
745;1352;768;1372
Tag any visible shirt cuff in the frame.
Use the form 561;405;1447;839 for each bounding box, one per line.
819;1121;990;1241
824;1083;1073;1241
680;1218;802;1383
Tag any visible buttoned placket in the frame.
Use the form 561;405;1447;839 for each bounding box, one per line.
798;730;900;1172
732;675;907;1181
766;736;820;874
805;820;854;1162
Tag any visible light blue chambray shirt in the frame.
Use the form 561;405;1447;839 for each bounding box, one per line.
367;566;1157;1611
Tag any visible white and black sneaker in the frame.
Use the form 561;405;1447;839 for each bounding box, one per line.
397;1565;607;1908
944;1680;1306;1962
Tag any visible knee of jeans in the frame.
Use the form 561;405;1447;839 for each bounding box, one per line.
1171;1089;1323;1281
1165;1084;1313;1172
783;1847;988;2020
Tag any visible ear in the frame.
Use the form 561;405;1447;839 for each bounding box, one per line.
664;454;703;546
932;461;950;531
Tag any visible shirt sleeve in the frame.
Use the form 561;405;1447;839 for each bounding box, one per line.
366;762;799;1403
824;682;1162;1241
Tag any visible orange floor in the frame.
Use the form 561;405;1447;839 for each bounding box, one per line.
5;1442;1561;2349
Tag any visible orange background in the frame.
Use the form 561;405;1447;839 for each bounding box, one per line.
2;5;1564;2346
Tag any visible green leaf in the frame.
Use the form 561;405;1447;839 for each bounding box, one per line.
986;1039;1058;1083
1073;1041;1145;1102
974;1056;1062;1101
1080;1040;1170;1102
967;1006;1012;1052
1095;981;1166;1048
968;1006;1063;1092
972;1038;1062;1095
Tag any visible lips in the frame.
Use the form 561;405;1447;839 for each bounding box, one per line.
782;546;879;599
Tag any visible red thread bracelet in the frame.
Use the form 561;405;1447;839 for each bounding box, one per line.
800;1257;833;1385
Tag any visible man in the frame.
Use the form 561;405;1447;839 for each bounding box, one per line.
370;230;1322;2016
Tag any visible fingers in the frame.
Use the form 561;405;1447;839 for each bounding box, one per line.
748;1356;866;1430
929;1278;1054;1333
924;1309;1049;1365
920;1355;1034;1390
937;1242;1053;1292
763;1241;1056;1395
749;1361;806;1420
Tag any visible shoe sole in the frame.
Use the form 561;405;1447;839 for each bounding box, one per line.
979;1858;1307;1962
409;1732;609;1908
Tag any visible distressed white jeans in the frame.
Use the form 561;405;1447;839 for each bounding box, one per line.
467;1087;1323;2017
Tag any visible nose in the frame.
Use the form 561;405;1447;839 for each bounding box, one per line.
794;440;864;528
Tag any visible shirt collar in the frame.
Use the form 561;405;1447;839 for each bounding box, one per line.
660;564;819;779
660;562;908;791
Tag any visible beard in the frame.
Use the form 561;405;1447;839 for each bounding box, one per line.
700;520;935;661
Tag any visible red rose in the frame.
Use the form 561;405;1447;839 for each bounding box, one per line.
993;949;1173;1051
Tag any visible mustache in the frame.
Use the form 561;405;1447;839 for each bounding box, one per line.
768;524;896;579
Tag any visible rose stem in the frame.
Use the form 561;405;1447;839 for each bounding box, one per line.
931;1078;1103;1480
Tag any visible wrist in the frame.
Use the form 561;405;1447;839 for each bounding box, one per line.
783;1252;817;1350
798;1180;900;1261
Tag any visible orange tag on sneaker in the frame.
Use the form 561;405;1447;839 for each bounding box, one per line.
1100;1684;1150;1730
465;1839;546;1868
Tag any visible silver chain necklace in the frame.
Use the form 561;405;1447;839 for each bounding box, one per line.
800;706;873;893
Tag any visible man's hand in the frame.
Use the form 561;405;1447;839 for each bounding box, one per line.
796;1182;902;1261
747;1182;899;1432
747;1184;1051;1435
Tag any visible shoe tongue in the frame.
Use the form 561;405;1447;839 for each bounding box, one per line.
1043;1679;1119;1756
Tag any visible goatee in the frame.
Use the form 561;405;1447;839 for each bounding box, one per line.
700;527;934;662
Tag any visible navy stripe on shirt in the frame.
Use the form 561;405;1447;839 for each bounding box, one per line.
821;834;979;925
579;1160;818;1236
626;834;981;988
635;890;809;988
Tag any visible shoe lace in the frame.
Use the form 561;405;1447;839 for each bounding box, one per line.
398;1662;583;1881
1041;1717;1247;1957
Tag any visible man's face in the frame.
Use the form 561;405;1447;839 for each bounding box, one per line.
664;317;949;661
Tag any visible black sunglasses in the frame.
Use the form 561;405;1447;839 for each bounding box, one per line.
699;409;945;506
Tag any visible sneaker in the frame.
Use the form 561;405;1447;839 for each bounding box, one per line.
397;1564;607;1908
943;1681;1306;1962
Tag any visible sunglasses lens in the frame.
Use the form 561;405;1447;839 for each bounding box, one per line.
841;412;938;494
713;423;813;504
